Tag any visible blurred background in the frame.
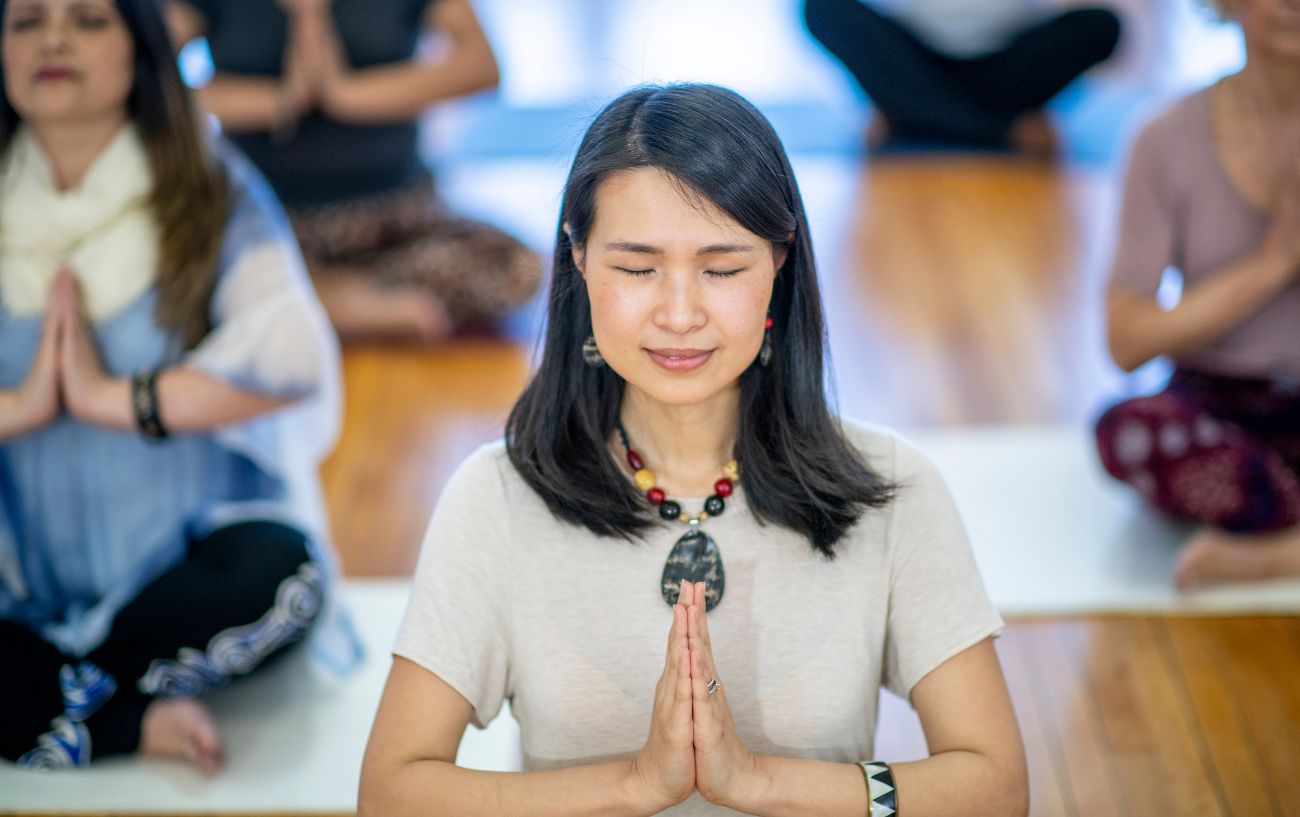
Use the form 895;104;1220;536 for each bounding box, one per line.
184;0;1246;577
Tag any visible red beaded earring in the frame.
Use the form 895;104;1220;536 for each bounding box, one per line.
760;315;774;366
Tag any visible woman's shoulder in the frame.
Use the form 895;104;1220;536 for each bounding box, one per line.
1126;87;1211;164
441;439;521;503
836;417;933;484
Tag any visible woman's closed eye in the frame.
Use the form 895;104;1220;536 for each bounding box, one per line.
613;267;747;278
7;13;42;31
74;13;111;30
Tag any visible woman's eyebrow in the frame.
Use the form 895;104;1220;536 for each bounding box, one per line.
603;241;661;254
696;243;756;256
601;241;756;255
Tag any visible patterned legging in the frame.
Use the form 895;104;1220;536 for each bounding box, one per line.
289;172;543;331
1095;368;1300;533
0;521;324;767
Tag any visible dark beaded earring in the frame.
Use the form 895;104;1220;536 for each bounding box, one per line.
582;334;605;367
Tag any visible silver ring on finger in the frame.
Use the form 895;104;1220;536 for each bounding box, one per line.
706;678;720;696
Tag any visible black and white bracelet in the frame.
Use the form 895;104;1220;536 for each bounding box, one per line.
858;761;897;817
130;368;169;442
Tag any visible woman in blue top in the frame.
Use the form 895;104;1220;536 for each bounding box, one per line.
0;0;339;771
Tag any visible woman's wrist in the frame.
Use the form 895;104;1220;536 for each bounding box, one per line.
1254;244;1299;291
319;72;360;121
617;758;682;817
0;389;39;439
69;376;132;430
709;753;773;813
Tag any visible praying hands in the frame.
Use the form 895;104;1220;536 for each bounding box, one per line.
0;269;117;439
629;579;763;813
270;0;350;132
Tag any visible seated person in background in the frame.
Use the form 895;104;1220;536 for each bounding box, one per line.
803;0;1121;154
359;83;1027;817
1;0;340;771
1096;0;1300;588
167;0;542;342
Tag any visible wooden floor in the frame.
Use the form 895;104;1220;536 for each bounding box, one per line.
319;154;1300;816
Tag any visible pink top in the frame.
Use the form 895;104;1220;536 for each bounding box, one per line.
1110;88;1300;380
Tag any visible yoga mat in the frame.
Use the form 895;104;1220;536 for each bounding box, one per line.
0;580;523;813
907;426;1300;616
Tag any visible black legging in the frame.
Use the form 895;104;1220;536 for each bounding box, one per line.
803;0;1122;146
0;521;324;766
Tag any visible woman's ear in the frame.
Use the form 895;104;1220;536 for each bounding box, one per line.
773;232;794;272
565;222;586;276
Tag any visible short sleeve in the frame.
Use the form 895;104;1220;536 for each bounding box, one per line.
394;445;512;729
1109;111;1180;296
881;435;1003;701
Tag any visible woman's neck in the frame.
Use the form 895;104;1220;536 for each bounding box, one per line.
29;114;128;191
618;386;740;497
1234;49;1300;114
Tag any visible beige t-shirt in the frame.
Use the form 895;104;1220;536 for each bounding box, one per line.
394;420;1003;815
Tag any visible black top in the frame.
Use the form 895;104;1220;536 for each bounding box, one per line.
192;0;436;207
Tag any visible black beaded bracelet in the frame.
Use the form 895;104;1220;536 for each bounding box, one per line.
858;761;897;817
130;368;168;441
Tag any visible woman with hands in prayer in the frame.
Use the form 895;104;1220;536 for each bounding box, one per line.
359;83;1027;817
1;0;338;770
1095;0;1300;589
167;0;541;342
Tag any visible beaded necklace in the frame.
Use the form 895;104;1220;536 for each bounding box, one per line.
616;420;735;612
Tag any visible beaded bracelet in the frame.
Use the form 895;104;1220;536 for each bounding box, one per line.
858;761;897;817
130;368;168;442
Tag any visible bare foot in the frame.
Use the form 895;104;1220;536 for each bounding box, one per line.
1175;525;1300;590
866;114;892;150
140;698;225;774
1007;112;1060;158
310;265;453;344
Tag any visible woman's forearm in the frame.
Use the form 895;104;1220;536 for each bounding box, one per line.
324;50;499;125
79;366;292;432
0;390;33;440
1108;249;1295;372
194;75;289;133
358;757;662;817
734;751;1026;817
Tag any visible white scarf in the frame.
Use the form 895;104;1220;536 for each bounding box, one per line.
0;125;159;320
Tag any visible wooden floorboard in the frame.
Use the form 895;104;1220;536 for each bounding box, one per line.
1089;619;1224;816
320;341;529;577
1164;618;1282;817
1209;619;1300;817
1020;621;1127;817
996;628;1075;817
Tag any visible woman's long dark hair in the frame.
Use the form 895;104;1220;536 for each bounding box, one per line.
0;0;228;349
507;84;894;556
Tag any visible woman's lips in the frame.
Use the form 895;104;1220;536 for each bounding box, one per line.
646;348;714;372
35;67;77;81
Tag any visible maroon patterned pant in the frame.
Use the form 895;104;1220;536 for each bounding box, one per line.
1095;368;1300;533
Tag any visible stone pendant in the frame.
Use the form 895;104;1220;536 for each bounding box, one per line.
660;527;725;612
